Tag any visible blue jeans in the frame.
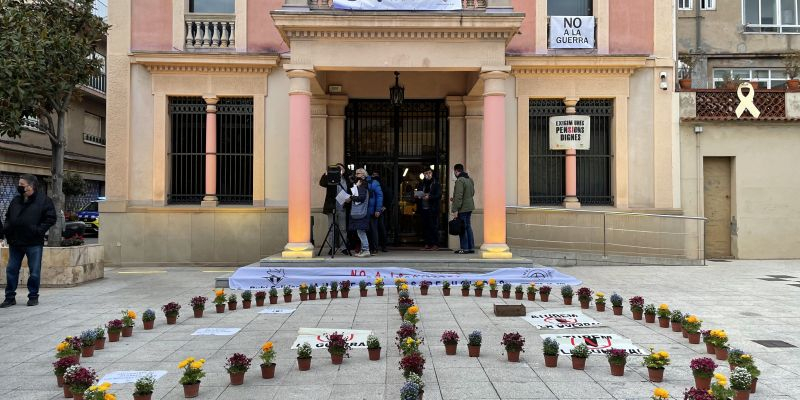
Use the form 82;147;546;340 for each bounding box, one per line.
356;230;369;253
458;212;474;251
5;245;43;300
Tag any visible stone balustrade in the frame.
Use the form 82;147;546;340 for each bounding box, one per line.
185;14;235;50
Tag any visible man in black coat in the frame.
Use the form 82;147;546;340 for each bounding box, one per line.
416;167;442;250
1;174;56;307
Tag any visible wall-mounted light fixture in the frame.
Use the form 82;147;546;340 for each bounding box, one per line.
659;72;669;90
694;125;704;134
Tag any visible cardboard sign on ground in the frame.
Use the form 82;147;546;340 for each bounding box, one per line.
291;328;373;350
99;370;167;384
522;310;603;329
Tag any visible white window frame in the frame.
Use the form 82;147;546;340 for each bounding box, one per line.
679;0;693;10
712;68;788;89
743;0;800;34
701;0;715;10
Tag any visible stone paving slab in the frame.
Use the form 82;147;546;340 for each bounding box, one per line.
0;260;799;399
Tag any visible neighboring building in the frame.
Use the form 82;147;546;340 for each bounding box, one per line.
678;0;800;258
104;0;679;267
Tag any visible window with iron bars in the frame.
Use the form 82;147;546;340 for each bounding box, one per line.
167;97;253;205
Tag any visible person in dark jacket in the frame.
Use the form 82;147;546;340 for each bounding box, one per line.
371;171;390;252
347;169;371;257
416;167;442;250
319;164;351;253
364;172;383;255
2;174;57;307
450;164;475;254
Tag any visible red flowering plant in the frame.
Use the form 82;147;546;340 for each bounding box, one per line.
189;296;207;310
501;332;526;353
419;280;432;289
255;291;267;300
161;302;181;318
683;387;715;400
690;357;718;378
576;287;593;303
538;285;552;295
629;296;645;312
606;348;629;365
396;321;418;342
106;319;123;333
53;356;79;376
339;280;351;292
63;365;98;395
397;296;415;308
399;352;426;378
326;332;352;357
224;353;252;374
440;330;459;345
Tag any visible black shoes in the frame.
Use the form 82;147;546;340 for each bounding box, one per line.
27;298;38;306
0;299;16;308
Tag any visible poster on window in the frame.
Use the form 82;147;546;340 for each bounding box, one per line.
549;16;596;49
549;115;591;150
332;0;462;11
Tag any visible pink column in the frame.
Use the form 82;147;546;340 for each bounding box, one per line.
282;68;316;258
563;98;581;208
480;69;512;259
202;96;219;206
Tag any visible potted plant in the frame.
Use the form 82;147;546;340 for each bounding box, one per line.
644;304;657;323
254;290;267;307
133;374;155;400
259;341;277;379
396;322;418;343
142;309;156;330
731;367;753;400
467;330;481;357
709;329;729;360
561;285;574;305
542;337;559;367
399;352;425;378
268;288;279;304
651;388;670;400
642;349;670;382
684;387;716;400
629;296;644;320
283;286;293;303
783;52;800;91
394;277;407;292
501;283;512;299
539;285;551;302
340;280;351;298
678;53;698;89
121;310;136;337
299;283;309;301
460;280;470;296
367;334;381;361
488;279;498;297
419;280;431;295
399;337;422;357
501;332;525;362
745;363;760;394
162;302;181;324
327;332;351;365
374;277;385;296
79;329;96;358
607;348;628;376
319;284;328;300
57;336;82;361
190;296;207;318
442;281;451;296
441;330;459;355
225;352;252;385
701;330;715;354
685;315;703;344
330;281;339;298
53;356;79;388
400;382;421;400
106;320;123;342
398;294;414;317
670;309;684;332
241;290;253;308
93;327;106;350
213;289;226;313
576;287;592;309
514;284;524;300
404;305;420;326
609;293;623;315
178;357;206;398
570;343;589;370
405;373;424;400
63;365;97;400
308;284;317;300
359;280;368;297
657;304;670;328
84;382;113;400
690;357;718;390
227;293;238;311
473;280;484;296
296;343;312;371
595;292;606;312
728;349;748;371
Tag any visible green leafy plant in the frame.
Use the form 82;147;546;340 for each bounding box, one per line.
134;374;155;396
570;344;590;359
644;304;657;315
297;343;312;359
560;285;573;297
542;337;559;356
514;284;523;293
283;286;293;295
670;309;684;323
227;293;237;303
468;330;482;346
730;367;752;391
269;287;278;297
367;334;380;350
502;283;512;292
241;290;252;301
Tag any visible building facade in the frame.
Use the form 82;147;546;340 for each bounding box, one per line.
103;0;679;266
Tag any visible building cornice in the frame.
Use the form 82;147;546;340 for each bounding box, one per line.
508;56;650;76
130;52;281;74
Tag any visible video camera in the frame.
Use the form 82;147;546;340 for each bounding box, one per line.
326;165;342;186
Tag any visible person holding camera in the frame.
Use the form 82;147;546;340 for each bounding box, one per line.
319;163;351;254
346;169;371;257
416;167;441;250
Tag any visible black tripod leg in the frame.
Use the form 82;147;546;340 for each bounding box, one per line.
333;222;351;256
317;223;337;257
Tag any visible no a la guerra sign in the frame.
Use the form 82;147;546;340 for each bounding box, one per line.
549;115;590;150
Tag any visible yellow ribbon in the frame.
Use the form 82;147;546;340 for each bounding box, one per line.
735;82;761;119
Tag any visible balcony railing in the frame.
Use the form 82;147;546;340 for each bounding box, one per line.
684;89;788;121
21;117;46;132
185;14;236;50
87;73;106;93
83;133;106;146
307;0;486;9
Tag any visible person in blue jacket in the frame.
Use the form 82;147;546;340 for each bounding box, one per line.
363;169;383;255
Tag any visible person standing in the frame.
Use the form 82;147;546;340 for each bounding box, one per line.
364;171;383;255
347;169;371;257
416;167;442;250
319;164;351;254
371;171;390;252
2;174;57;307
450;164;475;254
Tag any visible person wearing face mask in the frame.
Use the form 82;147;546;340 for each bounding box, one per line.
1;174;56;307
416;168;442;251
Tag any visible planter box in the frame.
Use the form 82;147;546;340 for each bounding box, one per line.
493;304;526;317
0;244;104;287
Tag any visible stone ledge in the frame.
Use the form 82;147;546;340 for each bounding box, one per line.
0;244;105;288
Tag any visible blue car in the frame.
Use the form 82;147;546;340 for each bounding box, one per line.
77;200;102;236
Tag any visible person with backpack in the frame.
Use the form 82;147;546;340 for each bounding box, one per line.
450;164;475;254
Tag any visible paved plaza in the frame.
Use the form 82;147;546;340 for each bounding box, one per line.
1;260;799;399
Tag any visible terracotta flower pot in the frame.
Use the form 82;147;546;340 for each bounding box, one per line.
108;330;121;342
81;345;94;358
544;354;558;368
658;317;670;328
474;289;483;297
563;296;573;305
609;361;625;376
734;390;750;400
527;292;536;301
376;288;384;296
468;345;480;357
73;392;84;400
216;304;225;313
632;310;643;320
94;337;105;350
243;300;252;308
788;79;800;91
507;350;520;362
502;291;510;299
309;293;316;300
228;302;237;311
122;326;133;337
515;292;524;300
297;357;311;371
461;289;469;297
442;288;450;296
571;356;586;370
133;394;153;400
645;313;655;323
490;289;498;298
694;375;712;391
341;290;350;298
229;372;245;385
330;353;344;365
715;346;729;361
596;303;606;312
671;321;682;332
320;292;328;300
579;300;590;309
688;332;701;344
167;315;178;324
261;363;276;379
283;294;292;303
444;343;457;355
612;306;623;315
330;290;338;299
183;382;200;398
647;367;664;382
679;78;692;89
750;377;758;393
269;296;278;304
360;289;368;297
368;347;381;361
56;373;65;387
193;308;204;318
255;298;265;307
540;293;549;302
143;320;154;330
300;293;308;301
63;385;73;398
420;287;429;295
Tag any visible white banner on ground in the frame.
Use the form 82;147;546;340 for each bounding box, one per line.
291;328;373;350
191;328;241;336
539;333;645;356
333;0;462;10
99;370;167;384
522;310;603;330
258;308;295;314
228;266;581;290
549;16;596;49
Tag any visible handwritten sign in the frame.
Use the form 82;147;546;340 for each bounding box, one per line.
191;328;241;336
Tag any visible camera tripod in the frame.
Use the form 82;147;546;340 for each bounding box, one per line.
317;210;351;258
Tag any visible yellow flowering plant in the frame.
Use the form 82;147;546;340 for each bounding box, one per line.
374;277;384;289
656;304;671;318
394;277;407;286
404;305;420;325
473;280;484;289
709;373;734;400
399;336;423;356
708;330;729;348
683;314;702;333
642;348;671;369
121;310;136;327
259;342;276;366
488;278;497;290
83;381;115;400
526;282;538;294
213;289;226;305
651;387;669;400
178;357;206;385
595;292;606;305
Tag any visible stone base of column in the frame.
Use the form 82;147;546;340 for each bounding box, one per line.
480;243;513;259
563;196;581;209
201;196;218;207
281;242;315;259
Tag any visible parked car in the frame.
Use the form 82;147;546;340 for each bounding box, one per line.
77;199;102;237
